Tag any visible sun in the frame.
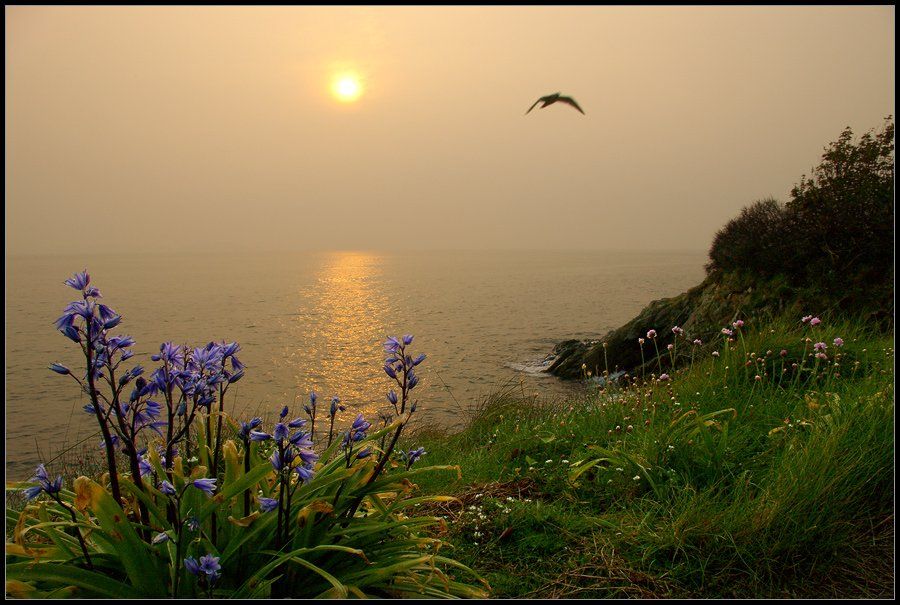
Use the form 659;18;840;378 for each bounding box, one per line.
331;73;363;103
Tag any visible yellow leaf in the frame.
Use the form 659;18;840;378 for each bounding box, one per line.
227;511;260;527
6;579;36;598
296;500;334;527
73;476;94;512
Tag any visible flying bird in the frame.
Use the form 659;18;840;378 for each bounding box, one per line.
525;92;585;115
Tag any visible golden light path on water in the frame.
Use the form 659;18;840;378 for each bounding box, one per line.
273;252;392;434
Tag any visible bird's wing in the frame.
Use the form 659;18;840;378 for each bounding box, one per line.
525;98;545;114
558;96;585;114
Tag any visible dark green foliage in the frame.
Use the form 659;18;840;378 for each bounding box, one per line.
707;117;894;314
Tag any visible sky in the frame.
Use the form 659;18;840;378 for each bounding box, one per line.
5;5;895;255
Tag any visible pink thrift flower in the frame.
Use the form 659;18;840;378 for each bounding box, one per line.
780;349;788;357
693;339;702;346
815;352;828;360
672;326;684;335
638;338;645;345
667;344;674;351
814;342;827;352
833;337;844;347
658;373;670;381
712;351;720;357
732;320;744;329
810;317;821;326
801;315;812;323
647;329;657;339
721;328;733;336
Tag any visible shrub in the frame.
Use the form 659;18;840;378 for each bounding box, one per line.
707;198;788;277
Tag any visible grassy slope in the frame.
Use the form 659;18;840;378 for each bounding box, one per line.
405;315;894;598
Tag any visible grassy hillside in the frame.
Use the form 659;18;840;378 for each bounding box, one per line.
405;314;894;598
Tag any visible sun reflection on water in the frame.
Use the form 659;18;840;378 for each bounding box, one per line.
280;251;392;431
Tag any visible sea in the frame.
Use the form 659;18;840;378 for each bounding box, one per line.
5;249;706;479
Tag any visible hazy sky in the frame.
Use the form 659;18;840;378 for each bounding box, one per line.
6;6;895;255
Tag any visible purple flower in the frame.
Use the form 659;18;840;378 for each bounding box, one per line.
199;554;221;579
295;464;315;483
383;337;401;353
158;480;176;496
152;532;170;545
288;417;307;429
192;478;217;496
64;270;90;291
383;364;397;379
646;329;657;339
49;363;70;375
356;447;373;459
279;405;289;419
184;557;201;575
387;390;398;405
250;431;272;442
274;423;289;443
259;497;279;513
406;447;426;468
658;373;670;382
351;413;371;435
402;334;414;345
412;353;426;366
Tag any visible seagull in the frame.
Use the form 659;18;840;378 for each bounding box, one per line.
525;92;585;115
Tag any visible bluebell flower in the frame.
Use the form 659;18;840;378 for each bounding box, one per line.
297;448;319;466
250;431;272;442
227;369;244;383
152;532;170;545
158;480;176;496
83;285;102;298
356;447;373;459
49;363;70;375
309;391;318;407
402;334;414;345
406;447;427;468
185;516;200;532
139;458;153;477
387;390;398;405
259;497;279;513
288;417;307;429
289;431;313;448
351;413;371;435
383;364;397;379
384;337;401;353
199;554;221;581
64;270;90;291
192;478;217;496
273;423;289;443
184;556;201;575
412;353;426;366
295;464;315;483
279;405;289;419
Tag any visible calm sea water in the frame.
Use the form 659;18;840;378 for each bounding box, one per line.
5;250;706;479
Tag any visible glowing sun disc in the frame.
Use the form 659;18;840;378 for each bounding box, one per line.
332;74;363;102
